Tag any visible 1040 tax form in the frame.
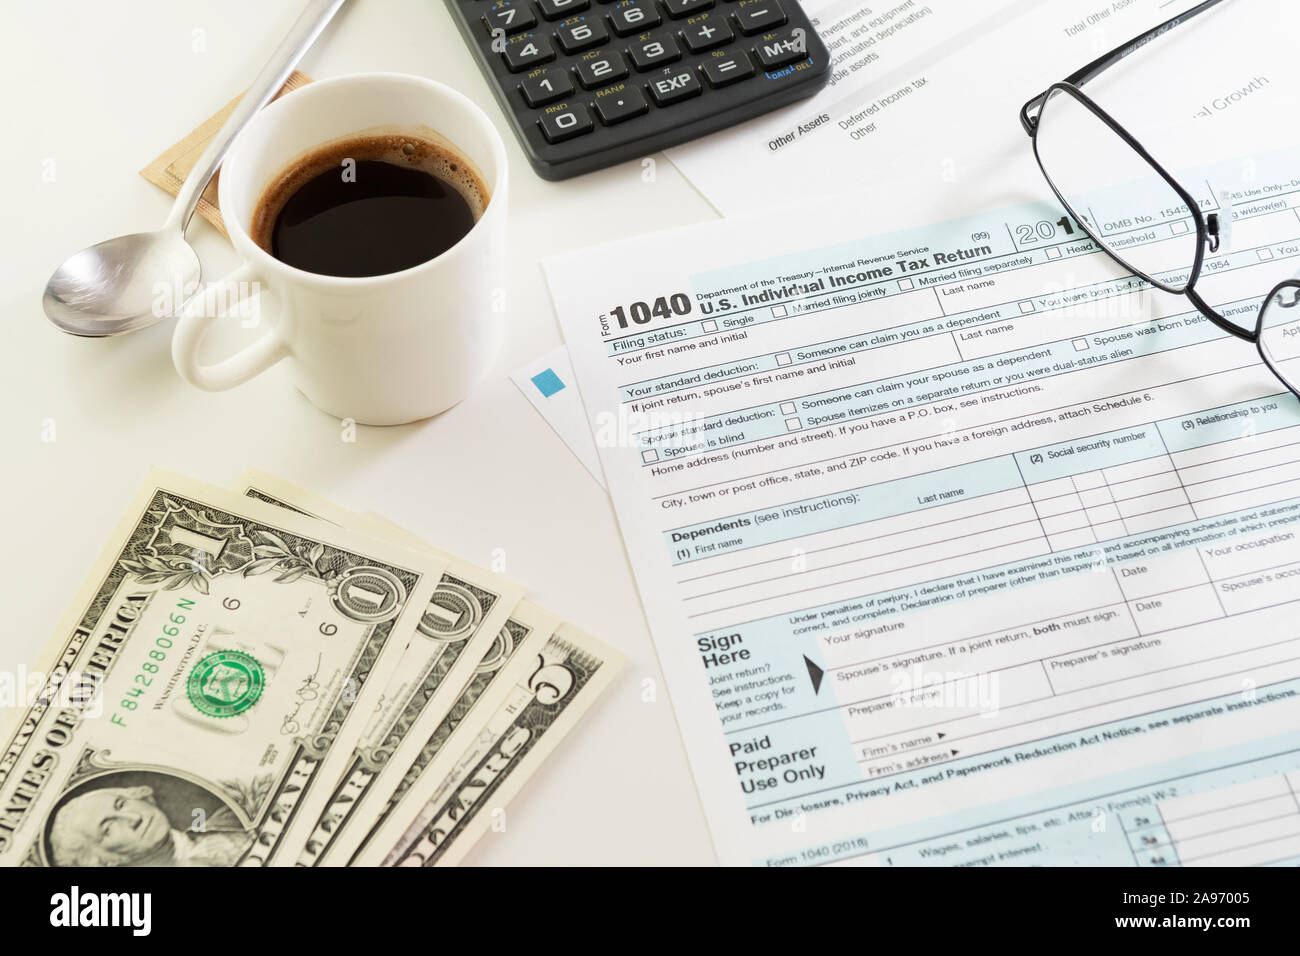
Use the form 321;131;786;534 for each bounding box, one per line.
546;138;1300;865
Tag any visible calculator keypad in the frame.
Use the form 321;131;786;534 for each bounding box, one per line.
483;1;537;35
593;84;650;124
520;66;575;105
681;14;732;52
733;0;786;34
662;0;714;17
609;0;661;35
502;33;556;71
751;26;805;68
646;66;702;105
539;102;595;141
575;49;630;88
536;0;589;19
700;51;753;87
629;35;681;70
450;0;829;178
556;15;610;52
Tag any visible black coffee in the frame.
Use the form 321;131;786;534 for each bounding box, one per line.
251;133;488;278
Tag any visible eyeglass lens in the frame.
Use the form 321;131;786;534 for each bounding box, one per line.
1034;86;1200;294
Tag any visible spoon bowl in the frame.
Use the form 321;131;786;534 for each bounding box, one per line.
39;0;347;339
43;232;201;337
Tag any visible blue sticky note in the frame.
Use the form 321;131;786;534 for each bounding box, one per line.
531;368;566;398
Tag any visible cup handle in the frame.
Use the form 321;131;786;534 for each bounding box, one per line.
172;264;290;391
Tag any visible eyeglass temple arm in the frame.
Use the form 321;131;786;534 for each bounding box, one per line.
1019;0;1229;135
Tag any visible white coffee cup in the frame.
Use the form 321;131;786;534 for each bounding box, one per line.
172;73;508;426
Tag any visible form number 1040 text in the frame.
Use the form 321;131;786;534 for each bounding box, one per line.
602;294;693;332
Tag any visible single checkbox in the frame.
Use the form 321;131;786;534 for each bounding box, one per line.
785;418;802;431
641;449;658;463
1019;300;1036;314
1258;248;1275;261
898;278;915;291
1046;247;1062;260
701;319;718;332
776;352;791;366
1073;338;1089;351
771;305;788;317
780;401;796;414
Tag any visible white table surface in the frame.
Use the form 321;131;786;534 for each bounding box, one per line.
0;0;718;866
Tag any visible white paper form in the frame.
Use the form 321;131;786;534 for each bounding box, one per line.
665;0;1280;215
547;68;1300;863
510;346;608;488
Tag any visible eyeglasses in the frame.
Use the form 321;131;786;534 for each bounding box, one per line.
1020;0;1300;400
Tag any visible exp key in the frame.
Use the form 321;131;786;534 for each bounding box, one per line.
647;68;702;105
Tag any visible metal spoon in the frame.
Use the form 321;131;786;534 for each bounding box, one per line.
43;0;348;337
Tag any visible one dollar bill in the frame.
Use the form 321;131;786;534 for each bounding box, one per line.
302;511;555;867
230;472;527;866
0;470;446;866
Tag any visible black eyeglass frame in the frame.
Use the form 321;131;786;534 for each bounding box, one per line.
1017;0;1300;400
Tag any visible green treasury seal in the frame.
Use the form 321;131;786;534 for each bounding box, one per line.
187;650;266;718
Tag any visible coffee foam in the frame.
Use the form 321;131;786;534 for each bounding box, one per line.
250;125;490;254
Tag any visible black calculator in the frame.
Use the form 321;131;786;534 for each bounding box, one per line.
444;0;832;180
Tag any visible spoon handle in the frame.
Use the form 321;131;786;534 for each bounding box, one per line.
166;0;349;233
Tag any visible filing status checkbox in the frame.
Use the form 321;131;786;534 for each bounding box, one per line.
1046;247;1062;260
898;278;915;291
771;305;788;317
701;319;718;332
1171;220;1191;235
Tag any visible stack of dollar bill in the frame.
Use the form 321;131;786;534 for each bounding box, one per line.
0;468;623;867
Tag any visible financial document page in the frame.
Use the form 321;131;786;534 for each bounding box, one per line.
546;131;1300;865
665;0;1288;215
